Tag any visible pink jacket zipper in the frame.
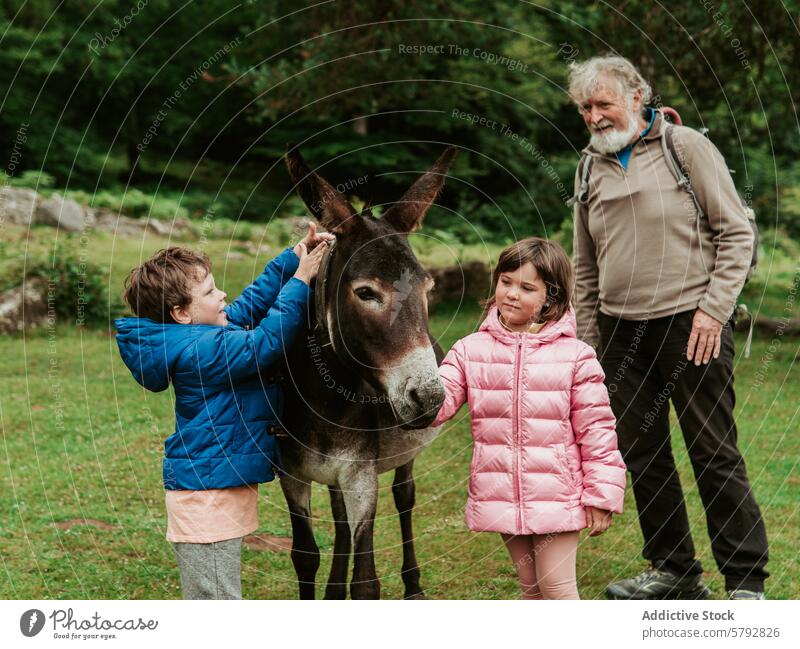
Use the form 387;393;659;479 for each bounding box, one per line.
513;336;524;534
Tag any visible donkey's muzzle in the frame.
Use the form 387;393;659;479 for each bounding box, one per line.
395;377;445;429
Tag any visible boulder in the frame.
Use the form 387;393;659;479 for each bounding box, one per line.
428;260;491;310
89;208;195;240
147;218;172;237
241;241;274;256
91;208;140;238
35;194;85;232
146;216;196;239
0;277;49;334
0;186;37;226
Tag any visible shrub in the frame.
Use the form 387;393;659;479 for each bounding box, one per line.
23;251;119;326
3;170;56;189
61;187;191;222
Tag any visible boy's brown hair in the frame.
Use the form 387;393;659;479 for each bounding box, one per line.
123;247;212;323
483;237;574;324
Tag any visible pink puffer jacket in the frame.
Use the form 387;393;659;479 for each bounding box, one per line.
433;304;626;535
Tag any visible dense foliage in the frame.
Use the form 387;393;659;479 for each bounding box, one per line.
1;1;798;239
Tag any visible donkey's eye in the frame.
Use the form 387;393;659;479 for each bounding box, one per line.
354;287;382;303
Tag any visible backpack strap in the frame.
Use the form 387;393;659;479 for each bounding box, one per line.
664;121;760;288
662;123;712;276
662;124;706;219
566;153;594;207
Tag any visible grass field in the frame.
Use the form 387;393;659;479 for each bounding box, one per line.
0;217;798;599
0;292;797;599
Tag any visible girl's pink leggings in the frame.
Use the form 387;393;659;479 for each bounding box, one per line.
500;531;580;600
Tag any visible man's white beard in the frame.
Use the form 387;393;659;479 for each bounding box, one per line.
590;110;640;154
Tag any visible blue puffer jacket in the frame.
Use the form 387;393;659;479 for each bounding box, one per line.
115;248;311;490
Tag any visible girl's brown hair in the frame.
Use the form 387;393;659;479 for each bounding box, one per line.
483;237;574;324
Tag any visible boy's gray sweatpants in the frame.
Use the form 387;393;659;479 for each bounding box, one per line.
172;537;242;599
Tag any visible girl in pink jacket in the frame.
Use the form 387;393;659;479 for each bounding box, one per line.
433;237;626;599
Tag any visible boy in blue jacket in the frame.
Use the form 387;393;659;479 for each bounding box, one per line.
115;224;330;599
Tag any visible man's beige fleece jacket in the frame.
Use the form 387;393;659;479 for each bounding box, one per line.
572;110;753;348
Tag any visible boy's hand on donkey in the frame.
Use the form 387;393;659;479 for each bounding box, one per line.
293;221;335;257
293;240;328;285
585;506;612;536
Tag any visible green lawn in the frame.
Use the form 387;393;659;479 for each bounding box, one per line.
0;297;797;599
1;217;797;599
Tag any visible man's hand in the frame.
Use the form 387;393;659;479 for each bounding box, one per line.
585;506;612;537
293;221;335;257
686;308;724;365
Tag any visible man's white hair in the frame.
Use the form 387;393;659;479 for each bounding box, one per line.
568;54;652;108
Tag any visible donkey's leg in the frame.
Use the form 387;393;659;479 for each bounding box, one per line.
280;475;320;599
393;459;425;599
340;470;380;599
324;485;351;600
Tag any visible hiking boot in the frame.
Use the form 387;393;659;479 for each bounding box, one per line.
606;568;711;600
727;589;766;600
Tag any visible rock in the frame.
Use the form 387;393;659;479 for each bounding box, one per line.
2;189;198;239
0;186;37;226
0;277;49;334
172;217;198;240
428;260;491;310
90;207;118;230
89;208;195;240
35;194;86;232
146;218;172;236
91;208;140;238
241;241;273;256
145;217;196;239
115;216;147;238
733;313;800;336
83;207;97;226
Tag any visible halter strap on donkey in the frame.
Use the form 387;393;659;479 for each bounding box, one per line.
269;238;337;440
313;237;337;351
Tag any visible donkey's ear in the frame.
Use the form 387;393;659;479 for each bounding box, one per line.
383;146;458;233
285;145;359;234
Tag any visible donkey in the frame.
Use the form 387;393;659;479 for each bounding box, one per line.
278;145;458;599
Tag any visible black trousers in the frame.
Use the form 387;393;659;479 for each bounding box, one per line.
597;309;769;591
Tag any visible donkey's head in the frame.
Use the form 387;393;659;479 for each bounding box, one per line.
286;146;457;428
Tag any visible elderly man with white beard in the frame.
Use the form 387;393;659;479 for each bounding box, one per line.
568;55;768;600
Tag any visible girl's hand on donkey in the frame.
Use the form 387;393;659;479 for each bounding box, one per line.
293;240;328;285
294;221;335;257
585;506;612;536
